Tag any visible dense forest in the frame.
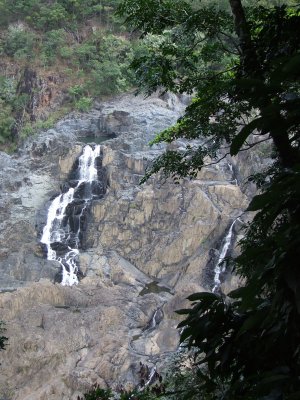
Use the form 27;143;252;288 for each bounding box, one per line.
1;1;300;399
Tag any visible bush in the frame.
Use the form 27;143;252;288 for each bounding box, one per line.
0;76;16;103
74;96;93;112
60;45;74;59
0;100;15;143
68;85;84;100
3;25;36;59
74;43;98;67
79;385;113;400
41;29;66;63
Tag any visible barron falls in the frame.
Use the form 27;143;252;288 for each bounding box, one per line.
41;145;107;286
0;92;257;399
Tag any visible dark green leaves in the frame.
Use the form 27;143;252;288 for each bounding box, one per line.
117;0;192;35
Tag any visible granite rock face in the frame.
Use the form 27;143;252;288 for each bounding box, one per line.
0;276;178;400
0;92;252;399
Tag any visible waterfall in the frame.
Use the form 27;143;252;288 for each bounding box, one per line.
150;308;163;330
144;367;157;387
40;145;105;286
212;219;237;292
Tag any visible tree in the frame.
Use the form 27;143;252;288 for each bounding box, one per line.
117;1;300;399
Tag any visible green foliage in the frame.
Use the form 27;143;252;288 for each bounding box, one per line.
2;25;36;59
118;1;300;399
75;33;136;95
74;43;98;67
0;0;137;146
59;45;74;59
0;99;15;143
68;85;93;111
41;29;66;64
0;0;124;31
79;385;113;400
89;60;127;95
32;3;68;29
0;75;16;102
0;76;17;144
74;96;93;112
11;93;29;113
68;84;85;100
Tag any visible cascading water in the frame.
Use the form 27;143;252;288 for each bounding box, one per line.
148;308;163;330
212;219;237;293
41;145;106;286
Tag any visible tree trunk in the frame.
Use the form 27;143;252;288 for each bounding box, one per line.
229;0;258;75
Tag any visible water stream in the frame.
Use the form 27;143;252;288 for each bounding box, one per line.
40;145;105;286
212;219;237;292
147;308;164;331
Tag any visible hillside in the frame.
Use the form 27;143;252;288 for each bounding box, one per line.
0;0;136;151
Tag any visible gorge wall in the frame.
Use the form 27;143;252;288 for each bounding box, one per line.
0;92;253;399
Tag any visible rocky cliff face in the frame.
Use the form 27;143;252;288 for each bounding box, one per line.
0;92;251;399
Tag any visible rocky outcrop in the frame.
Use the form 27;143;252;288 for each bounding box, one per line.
0;125;82;290
0;275;178;400
0;92;253;399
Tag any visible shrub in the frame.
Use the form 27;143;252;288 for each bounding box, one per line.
0;76;16;103
41;28;66;61
74;96;93;112
74;43;98;67
60;45;74;59
79;385;113;400
0;100;15;143
3;25;36;59
68;85;84;100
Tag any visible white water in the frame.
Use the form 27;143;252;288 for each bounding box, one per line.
144;367;157;387
41;145;101;286
212;219;237;292
148;308;164;330
78;145;100;183
149;310;158;330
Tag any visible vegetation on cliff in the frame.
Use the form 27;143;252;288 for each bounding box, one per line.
114;0;300;399
0;0;137;149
